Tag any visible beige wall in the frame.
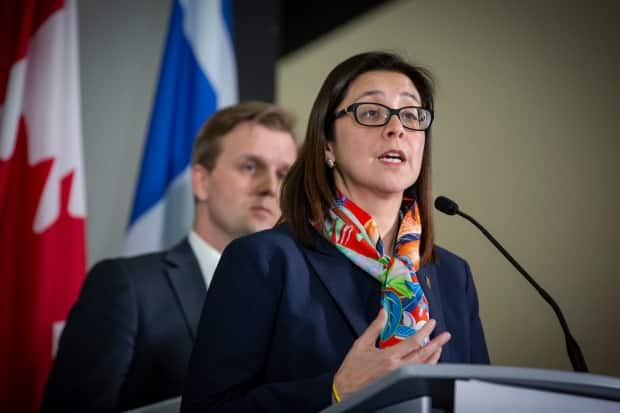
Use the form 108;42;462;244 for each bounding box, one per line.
277;0;620;376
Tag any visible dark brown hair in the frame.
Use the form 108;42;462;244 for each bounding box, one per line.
192;101;296;170
279;51;437;264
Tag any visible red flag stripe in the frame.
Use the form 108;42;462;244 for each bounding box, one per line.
0;1;86;411
0;0;64;103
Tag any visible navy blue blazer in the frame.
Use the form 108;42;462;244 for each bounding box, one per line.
42;240;206;412
182;225;489;413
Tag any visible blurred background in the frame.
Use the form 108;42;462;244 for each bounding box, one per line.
79;0;619;376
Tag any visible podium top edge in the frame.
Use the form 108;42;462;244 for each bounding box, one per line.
394;364;620;389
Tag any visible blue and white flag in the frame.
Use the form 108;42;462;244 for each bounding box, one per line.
125;0;237;256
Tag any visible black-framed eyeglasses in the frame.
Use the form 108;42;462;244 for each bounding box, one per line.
334;102;433;131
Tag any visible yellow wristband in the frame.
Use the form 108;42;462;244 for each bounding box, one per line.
332;381;342;403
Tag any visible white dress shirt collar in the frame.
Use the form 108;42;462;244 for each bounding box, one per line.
187;230;221;290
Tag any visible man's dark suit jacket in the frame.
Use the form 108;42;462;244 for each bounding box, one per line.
181;225;489;413
42;239;206;412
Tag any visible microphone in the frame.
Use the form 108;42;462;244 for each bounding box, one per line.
434;195;589;372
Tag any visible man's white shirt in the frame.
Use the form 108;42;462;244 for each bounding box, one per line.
188;230;221;290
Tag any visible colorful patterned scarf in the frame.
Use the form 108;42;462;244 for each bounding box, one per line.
319;194;430;347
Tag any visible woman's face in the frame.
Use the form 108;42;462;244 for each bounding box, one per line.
326;70;426;202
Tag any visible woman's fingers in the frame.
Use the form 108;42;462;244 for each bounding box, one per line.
425;347;442;365
355;308;387;348
386;319;436;358
402;331;451;363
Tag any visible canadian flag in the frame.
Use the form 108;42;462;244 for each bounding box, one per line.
0;0;86;411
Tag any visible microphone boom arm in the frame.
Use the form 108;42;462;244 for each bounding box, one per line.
456;209;589;372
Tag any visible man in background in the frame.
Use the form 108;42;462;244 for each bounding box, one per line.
42;101;298;412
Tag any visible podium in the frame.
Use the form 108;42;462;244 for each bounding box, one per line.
125;364;620;413
320;364;620;413
123;397;180;413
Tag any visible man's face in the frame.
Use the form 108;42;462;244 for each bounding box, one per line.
192;121;297;251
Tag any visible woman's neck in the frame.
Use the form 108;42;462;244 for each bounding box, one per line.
380;214;400;255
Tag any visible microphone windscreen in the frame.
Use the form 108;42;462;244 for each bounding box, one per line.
434;196;459;215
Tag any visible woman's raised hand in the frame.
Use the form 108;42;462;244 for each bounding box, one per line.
332;309;451;402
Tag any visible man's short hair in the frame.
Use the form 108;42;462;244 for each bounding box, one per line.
192;101;296;171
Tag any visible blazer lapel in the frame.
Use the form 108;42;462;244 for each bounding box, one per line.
165;239;207;339
418;262;453;362
304;235;369;337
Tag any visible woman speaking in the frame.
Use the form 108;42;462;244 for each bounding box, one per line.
182;51;489;413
